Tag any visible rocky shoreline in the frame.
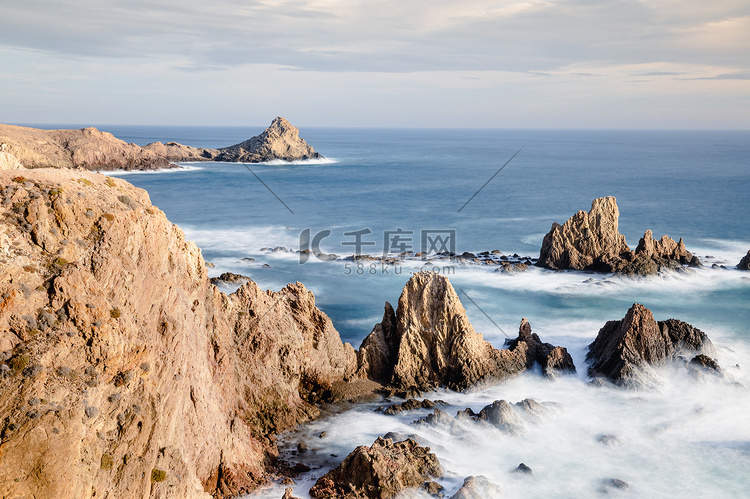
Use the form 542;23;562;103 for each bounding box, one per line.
0;169;744;498
0;117;320;171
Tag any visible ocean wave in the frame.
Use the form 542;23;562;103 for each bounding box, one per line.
208;157;339;167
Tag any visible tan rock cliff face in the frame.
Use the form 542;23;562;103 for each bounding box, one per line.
0;169;355;498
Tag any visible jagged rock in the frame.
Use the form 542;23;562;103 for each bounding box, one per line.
308;437;442;498
450;475;503;499
282;487;302;499
357;272;572;391
737;251;750;270
383;398;439;415
601;478;630;491
421;480;445;497
0;151;24;170
537;197;699;275
214;117;321;163
587;303;714;386
0;169;357;498
210;272;251;285
513;463;533;475
506;318;576;377
477;400;525;434
689;354;722;374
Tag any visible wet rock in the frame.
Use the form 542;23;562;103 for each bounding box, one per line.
383;398;438;415
309;436;442;498
477;400;525;435
601;478;630;491
506;318;576;377
513;463;533;475
421;480;445;497
282;488;302;499
587;303;714;386
598;434;622;446
417;408;457;429
737;250;750;270
450;475;503;499
210;272;251;285
296;441;308;454
689;354;722;375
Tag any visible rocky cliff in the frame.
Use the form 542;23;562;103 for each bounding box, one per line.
356;272;574;391
214;117;321;163
537;197;699;275
0;168;355;498
0;117;320;171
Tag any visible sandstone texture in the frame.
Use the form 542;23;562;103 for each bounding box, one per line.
538;197;699;275
308;436;442;498
0;117;321;170
587;303;714;386
737;250;750;270
214;117;321;163
0;168;356;498
0;152;24;170
356;272;573;391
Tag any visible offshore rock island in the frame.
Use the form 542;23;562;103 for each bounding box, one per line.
0;117;320;171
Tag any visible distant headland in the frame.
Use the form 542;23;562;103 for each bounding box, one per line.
0;116;321;171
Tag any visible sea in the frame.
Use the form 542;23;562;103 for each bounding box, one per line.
35;124;750;497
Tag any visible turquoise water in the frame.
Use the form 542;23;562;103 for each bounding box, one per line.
95;126;749;498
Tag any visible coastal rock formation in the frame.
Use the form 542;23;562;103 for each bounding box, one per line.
214;117;321;163
356;272;573;390
0;124;215;170
587;303;714;386
0;169;356;498
308;436;442;498
450;475;503;499
737;251;750;270
0;117;321;170
537;197;699;275
0;151;24;170
506;318;576;377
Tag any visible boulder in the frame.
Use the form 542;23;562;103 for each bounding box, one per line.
450;475;503;499
214;117;322;163
0;151;24;170
587;303;714;386
537;197;699;275
356;272;572;391
309;437;442;498
737;251;750;271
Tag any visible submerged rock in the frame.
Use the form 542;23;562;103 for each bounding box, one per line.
513;463;533;475
587;303;714;386
737;250;750;270
537;197;699;275
308;436;442;498
450;475;503;499
356;272;573;391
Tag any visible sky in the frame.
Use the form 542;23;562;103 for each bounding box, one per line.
1;0;748;128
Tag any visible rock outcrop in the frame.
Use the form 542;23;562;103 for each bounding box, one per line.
0;169;356;498
587;303;714;386
506;318;576;377
308;436;442;498
537;197;699;275
214;117;321;163
737;251;750;270
0;117;321;170
0;151;24;170
450;475;503;499
356;272;573;391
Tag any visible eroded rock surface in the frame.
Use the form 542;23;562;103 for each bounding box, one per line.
0;151;24;170
214;117;321;163
356;272;572;391
0;169;356;498
308;436;442;498
587;303;714;386
538;197;699;275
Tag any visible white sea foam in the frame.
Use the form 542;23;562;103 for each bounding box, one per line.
97;164;204;175
210;157;339;167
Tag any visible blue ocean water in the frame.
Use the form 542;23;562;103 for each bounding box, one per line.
88;125;750;498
